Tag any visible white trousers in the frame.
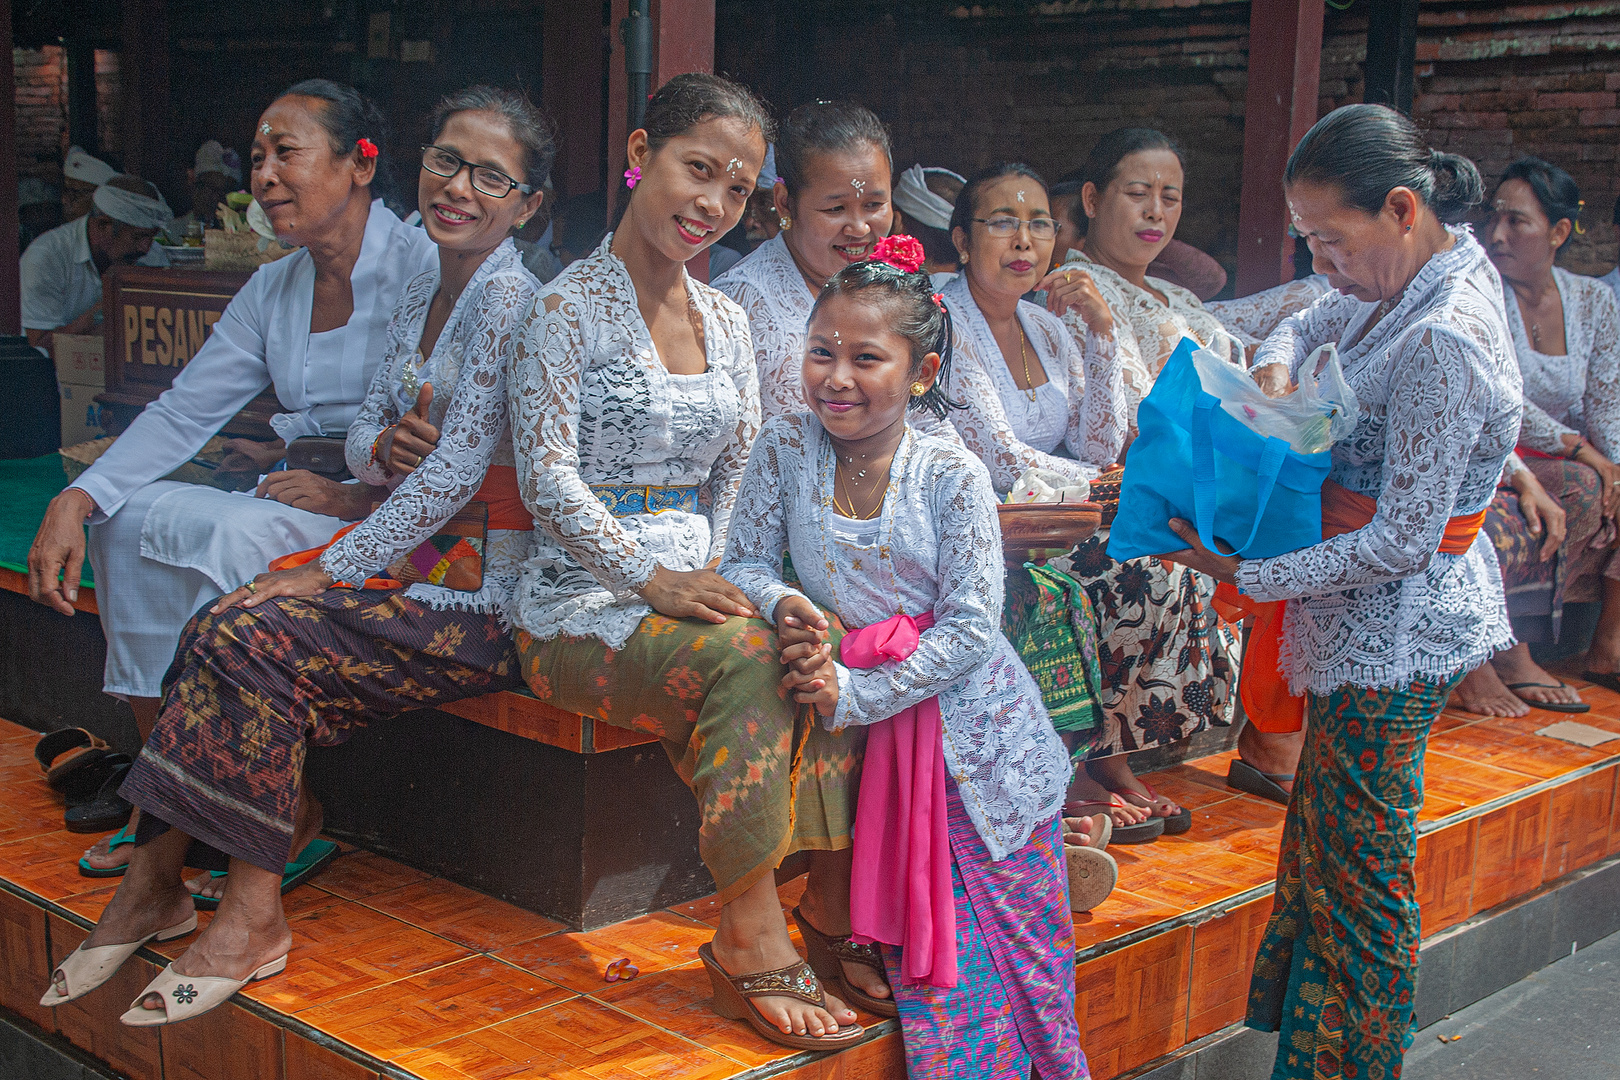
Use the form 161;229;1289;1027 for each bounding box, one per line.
87;482;344;698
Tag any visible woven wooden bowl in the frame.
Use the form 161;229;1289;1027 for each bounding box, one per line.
997;502;1102;563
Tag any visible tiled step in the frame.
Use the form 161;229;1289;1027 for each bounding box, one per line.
2;691;1617;1080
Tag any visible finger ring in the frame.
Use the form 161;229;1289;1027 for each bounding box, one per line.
244;581;258;593
1065;274;1072;284
412;453;422;467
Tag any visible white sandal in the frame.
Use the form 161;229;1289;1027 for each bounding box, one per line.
120;953;287;1027
40;913;198;1007
1064;837;1119;913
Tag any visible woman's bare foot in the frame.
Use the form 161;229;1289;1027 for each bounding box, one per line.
1089;756;1183;820
185;793;325;903
797;868;892;1005
81;810;139;873
713;875;854;1037
1237;723;1304;796
1063;814;1106;849
1065;769;1152;827
139;860;291;1011
1450;660;1530;717
1488;643;1583;709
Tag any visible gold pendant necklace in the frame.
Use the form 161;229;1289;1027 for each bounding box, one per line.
833;462;887;520
1018;326;1036;402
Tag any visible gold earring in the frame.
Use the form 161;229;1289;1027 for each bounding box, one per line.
910;382;927;397
778;215;792;230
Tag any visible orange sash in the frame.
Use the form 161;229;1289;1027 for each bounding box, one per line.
268;465;532;589
1211;481;1487;733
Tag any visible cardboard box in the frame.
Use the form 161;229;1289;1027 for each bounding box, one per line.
53;333;106;389
59;382;106;447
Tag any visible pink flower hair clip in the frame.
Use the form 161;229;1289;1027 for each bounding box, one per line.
355;138;379;159
872;234;925;274
624;166;642;189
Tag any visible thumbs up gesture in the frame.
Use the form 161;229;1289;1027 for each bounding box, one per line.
383;382;441;475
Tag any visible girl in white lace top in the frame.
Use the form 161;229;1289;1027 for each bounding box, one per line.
1170;105;1519;1080
713;101;895;423
509;75;880;1055
91;87;552;1023
939;164;1126;492
720;251;1085;1079
1454;157;1620;716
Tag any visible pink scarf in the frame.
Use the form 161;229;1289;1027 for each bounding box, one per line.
844;610;957;987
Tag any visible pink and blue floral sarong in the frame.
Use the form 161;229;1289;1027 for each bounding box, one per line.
881;779;1088;1079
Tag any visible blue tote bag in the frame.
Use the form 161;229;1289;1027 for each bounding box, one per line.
1108;338;1333;563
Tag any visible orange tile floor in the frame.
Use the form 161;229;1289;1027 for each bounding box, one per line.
1;685;1617;1080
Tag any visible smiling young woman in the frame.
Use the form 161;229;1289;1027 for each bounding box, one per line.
714;100;895;422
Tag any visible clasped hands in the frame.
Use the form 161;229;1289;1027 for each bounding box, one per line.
774;594;838;718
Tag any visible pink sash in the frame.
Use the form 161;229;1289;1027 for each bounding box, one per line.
844;610;957;988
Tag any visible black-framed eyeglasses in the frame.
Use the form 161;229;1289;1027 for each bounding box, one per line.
973;216;1057;239
420;146;532;198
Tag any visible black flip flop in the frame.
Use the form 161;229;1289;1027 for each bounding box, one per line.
61;753;132;806
34;728;111;792
1228;759;1293;806
64;760;133;834
1504;681;1590;714
1066;801;1165;844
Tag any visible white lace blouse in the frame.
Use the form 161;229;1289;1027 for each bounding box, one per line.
508;235;761;649
1234;229;1522;695
939;273;1126;492
325;239;537;616
1057;250;1245;436
1504;266;1620;460
721;414;1067;860
713;233;814;423
1207;275;1333;345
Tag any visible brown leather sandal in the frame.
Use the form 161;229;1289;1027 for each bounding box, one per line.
790;906;899;1018
697;942;865;1051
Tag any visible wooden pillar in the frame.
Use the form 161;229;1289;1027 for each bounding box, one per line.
121;0;171;192
543;2;608;199
1235;0;1325;296
0;0;21;336
1363;0;1421;114
607;0;716;274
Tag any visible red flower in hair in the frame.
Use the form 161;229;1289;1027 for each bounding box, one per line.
872;234;925;274
355;138;379;159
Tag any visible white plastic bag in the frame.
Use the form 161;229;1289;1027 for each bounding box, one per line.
1006;467;1090;504
1190;344;1358;454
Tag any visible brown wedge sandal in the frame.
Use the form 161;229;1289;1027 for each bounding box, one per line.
790;906;899;1018
697;942;865;1051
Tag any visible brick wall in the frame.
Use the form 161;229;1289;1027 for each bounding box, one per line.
12;46;124;190
717;0;1620;287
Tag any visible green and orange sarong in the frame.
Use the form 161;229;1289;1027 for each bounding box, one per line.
516;614;863;904
1245;675;1461;1080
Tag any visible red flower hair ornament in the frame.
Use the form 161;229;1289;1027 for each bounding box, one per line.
872;234;925;274
355;138;379;159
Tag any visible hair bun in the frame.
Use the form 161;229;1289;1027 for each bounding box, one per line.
1428;149;1485;223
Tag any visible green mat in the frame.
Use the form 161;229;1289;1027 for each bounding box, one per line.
0;453;93;588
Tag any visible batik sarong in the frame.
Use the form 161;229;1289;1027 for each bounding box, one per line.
883;780;1087;1080
1245;675;1459;1080
515;614;862;904
1004;563;1108;761
122;589;520;873
1069;534;1238;756
1484;456;1615;644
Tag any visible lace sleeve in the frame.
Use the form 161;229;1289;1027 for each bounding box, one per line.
1063;278;1155;434
944;328;1090;491
1236;325;1495;602
1064;320;1126;469
1250;290;1359;375
726;277;804;423
718;421;808;625
320;273;530;585
511;293;657;597
705;296;764;564
343;303;412;486
1517;398;1575;456
1207;276;1331;344
830;453;1003;730
1580;284;1620;461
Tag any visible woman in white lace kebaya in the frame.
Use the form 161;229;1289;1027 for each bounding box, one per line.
1454;157;1620;717
713;101;894;422
1170;106;1519;1080
1033;129;1243;835
56;88;551;1026
507;76;878;1053
720;249;1086;1078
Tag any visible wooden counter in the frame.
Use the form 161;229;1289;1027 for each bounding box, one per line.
96;264;281;439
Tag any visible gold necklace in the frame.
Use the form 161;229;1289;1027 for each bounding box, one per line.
833;463;887;520
1018;326;1036;402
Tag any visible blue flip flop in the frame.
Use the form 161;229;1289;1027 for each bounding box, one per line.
190;839;341;911
77;822;138;878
